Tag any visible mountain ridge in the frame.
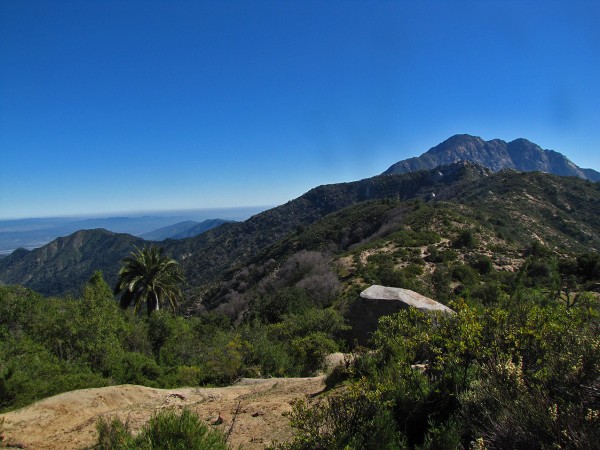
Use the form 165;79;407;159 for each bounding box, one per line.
0;162;492;296
0;228;145;295
2;161;598;301
139;219;234;241
2;135;599;300
383;134;600;181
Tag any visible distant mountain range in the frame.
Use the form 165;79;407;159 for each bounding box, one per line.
0;219;234;295
0;206;265;255
1;135;598;302
383;134;600;181
140;219;234;240
2;162;599;300
0;162;484;296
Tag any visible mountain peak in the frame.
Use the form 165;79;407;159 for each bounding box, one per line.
509;137;537;146
438;133;486;145
384;135;600;181
428;134;486;155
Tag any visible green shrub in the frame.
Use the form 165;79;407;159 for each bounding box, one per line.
200;333;248;384
430;266;452;302
419;417;463;450
271;384;405;450
576;252;600;280
0;337;108;411
249;287;312;324
453;229;476;249
95;408;229;449
425;246;458;264
118;352;161;386
283;287;600;449
160;365;203;387
469;282;504;305
469;254;493;275
291;332;338;375
95;416;132;449
241;323;293;377
451;263;479;286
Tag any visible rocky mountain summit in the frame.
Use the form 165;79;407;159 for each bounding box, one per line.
383;134;600;181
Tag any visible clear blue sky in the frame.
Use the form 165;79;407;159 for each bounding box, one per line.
1;1;599;220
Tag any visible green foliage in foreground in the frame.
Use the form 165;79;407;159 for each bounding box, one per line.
275;290;600;450
95;408;229;450
0;272;346;412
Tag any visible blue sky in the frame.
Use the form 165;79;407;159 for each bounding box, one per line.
1;1;599;220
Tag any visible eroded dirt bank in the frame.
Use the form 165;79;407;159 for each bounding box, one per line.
1;376;325;449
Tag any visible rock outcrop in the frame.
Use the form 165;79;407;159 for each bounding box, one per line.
383;134;600;182
347;285;454;345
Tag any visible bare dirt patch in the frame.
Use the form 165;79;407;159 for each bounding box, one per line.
0;377;325;449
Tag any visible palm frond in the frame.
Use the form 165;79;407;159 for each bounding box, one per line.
114;244;185;315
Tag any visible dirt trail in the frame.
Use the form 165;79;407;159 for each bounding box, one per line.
0;376;325;449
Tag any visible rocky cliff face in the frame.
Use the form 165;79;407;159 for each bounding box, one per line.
384;134;600;181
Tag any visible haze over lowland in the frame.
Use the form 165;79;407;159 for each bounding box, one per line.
0;206;267;255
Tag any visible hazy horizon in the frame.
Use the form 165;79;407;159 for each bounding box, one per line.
0;205;271;254
0;205;272;222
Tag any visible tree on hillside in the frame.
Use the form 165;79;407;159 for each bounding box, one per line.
115;245;185;315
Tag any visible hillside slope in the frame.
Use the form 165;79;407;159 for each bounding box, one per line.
0;229;145;296
165;162;493;293
196;165;600;317
0;163;484;297
170;218;234;239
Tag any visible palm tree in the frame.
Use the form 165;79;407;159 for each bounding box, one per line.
115;245;185;315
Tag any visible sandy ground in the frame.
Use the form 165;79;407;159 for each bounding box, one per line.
0;376;325;449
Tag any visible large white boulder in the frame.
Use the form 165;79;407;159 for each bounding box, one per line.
347;285;454;345
360;285;455;315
